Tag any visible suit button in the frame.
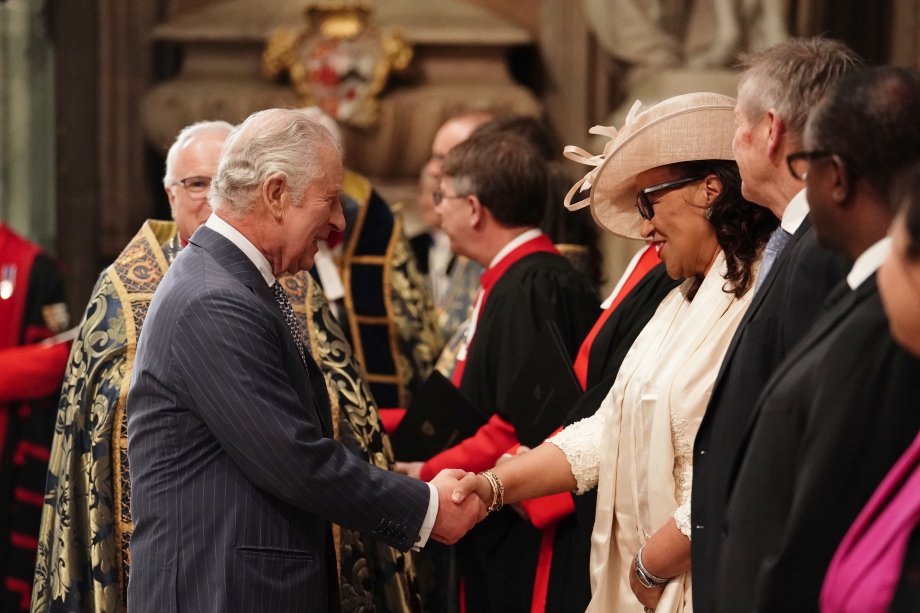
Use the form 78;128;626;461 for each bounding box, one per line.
695;524;704;531
699;449;707;455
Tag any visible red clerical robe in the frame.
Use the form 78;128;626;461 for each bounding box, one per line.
0;223;69;612
422;231;599;613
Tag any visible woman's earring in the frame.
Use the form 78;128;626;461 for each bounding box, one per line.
705;207;713;220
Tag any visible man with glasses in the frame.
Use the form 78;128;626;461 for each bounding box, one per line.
689;37;863;612
401;130;598;612
32;120;234;613
35;114;435;613
164;121;233;244
718;66;920;612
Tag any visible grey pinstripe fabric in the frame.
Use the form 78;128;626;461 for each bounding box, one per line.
126;226;430;613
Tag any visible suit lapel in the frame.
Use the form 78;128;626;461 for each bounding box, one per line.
189;226;334;437
745;274;877;433
707;218;812;404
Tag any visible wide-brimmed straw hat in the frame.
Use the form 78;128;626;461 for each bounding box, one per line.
563;92;737;239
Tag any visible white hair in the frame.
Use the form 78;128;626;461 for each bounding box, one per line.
163;120;235;187
298;106;343;150
209;108;344;216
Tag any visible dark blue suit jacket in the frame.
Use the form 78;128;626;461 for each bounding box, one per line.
690;217;848;612
126;226;430;613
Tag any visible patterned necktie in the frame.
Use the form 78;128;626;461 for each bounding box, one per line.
271;282;308;371
754;227;793;294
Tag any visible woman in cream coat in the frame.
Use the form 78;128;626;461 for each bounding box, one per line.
453;92;776;612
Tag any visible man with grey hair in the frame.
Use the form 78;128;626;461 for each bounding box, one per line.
162;120;234;243
33;119;233;612
126;108;485;613
690;37;863;611
718;65;920;612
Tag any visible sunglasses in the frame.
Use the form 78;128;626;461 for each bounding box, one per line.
635;176;705;220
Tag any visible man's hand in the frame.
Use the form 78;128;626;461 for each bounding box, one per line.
430;469;488;544
394;461;423;479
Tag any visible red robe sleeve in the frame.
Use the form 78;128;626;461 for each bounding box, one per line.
0;341;71;403
419;414;518;482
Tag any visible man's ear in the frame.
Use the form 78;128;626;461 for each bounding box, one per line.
164;184;177;214
262;173;287;221
765;109;785;159
830;154;854;206
468;194;486;228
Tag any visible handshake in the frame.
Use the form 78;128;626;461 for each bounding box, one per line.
425;469;498;545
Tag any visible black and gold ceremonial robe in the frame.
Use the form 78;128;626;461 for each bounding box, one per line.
33;220;420;613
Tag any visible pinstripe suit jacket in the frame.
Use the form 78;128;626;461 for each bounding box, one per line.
126;226;430;613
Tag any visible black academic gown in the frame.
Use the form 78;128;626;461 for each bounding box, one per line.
691;217;849;612
543;263;680;613
716;274;920;612
457;251;598;613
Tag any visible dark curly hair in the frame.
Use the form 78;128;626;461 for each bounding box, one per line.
669;160;778;297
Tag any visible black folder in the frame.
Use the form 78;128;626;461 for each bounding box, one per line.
389;370;487;462
504;321;583;448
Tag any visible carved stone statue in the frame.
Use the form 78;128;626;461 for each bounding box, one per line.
584;0;789;125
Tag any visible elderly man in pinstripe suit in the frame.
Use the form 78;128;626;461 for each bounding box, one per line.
126;108;486;613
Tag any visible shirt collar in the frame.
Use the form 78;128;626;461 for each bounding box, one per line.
781;189;810;235
847;237;892;290
205;213;276;287
488;228;542;269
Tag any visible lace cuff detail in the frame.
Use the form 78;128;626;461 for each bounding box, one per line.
674;502;692;539
547;414;604;494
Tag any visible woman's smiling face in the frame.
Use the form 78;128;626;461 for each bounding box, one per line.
635;165;721;281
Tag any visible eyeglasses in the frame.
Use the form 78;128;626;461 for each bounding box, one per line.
171;175;212;199
433;190;468;206
635;176;706;220
786;151;834;181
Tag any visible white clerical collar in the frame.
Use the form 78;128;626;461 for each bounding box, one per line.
205;214;276;287
847;237;892;290
781;189;810;235
488;228;542;269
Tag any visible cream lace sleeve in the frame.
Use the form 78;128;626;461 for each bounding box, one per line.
547;411;605;494
672;414;694;539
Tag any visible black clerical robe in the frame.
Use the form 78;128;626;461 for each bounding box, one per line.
456;249;598;613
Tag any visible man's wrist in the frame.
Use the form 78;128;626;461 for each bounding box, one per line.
412;482;439;550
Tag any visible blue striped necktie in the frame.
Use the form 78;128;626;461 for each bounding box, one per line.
754;227;792;294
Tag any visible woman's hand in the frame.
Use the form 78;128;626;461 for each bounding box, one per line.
452;472;493;507
628;556;665;610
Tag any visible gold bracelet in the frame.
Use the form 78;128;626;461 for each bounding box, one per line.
478;469;504;513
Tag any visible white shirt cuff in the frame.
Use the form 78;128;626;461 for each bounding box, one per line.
413;482;439;550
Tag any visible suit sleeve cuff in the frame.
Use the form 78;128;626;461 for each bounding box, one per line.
413;482;439;550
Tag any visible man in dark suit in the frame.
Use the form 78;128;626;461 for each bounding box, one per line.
690;38;862;611
126;108;485;613
716;66;920;612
